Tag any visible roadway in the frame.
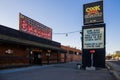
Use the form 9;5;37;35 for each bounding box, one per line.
0;62;115;80
106;60;120;80
109;60;120;65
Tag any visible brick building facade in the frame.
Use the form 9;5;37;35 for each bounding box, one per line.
61;45;82;62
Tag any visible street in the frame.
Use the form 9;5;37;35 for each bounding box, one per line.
109;60;120;65
107;60;120;80
0;62;115;80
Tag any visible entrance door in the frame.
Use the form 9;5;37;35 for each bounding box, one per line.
34;52;42;65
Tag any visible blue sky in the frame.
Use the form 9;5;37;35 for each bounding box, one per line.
0;0;120;54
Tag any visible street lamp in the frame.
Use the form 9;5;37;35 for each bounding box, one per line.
30;51;33;65
46;50;51;64
46;53;50;64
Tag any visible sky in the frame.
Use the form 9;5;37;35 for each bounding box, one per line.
0;0;120;54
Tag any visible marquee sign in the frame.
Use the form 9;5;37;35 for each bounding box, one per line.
83;1;103;25
83;27;104;49
19;13;52;40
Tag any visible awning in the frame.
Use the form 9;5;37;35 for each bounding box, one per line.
0;34;66;53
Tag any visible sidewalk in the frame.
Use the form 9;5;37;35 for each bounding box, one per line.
0;62;115;80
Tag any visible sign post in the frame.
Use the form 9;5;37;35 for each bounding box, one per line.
86;51;95;70
90;49;95;67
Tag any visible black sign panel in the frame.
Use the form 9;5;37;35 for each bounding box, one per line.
82;24;106;68
83;1;103;25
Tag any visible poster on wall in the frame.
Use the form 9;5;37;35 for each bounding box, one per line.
19;13;52;40
83;27;104;49
83;1;103;25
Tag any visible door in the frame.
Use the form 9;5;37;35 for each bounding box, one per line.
34;52;42;65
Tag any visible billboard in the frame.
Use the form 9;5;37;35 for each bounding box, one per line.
19;13;52;40
83;1;103;25
83;27;104;49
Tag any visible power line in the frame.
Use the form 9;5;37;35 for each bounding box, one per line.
53;30;81;34
53;30;81;36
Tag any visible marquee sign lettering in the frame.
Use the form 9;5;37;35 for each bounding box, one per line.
19;13;52;40
83;27;104;49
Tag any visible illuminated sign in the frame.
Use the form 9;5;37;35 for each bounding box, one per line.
19;13;52;40
83;27;104;49
90;50;95;54
83;1;103;25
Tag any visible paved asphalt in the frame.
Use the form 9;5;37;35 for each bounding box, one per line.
110;60;120;65
0;62;115;80
107;60;120;80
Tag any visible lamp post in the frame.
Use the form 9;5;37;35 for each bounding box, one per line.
30;51;33;65
46;50;51;64
80;30;84;69
46;53;50;64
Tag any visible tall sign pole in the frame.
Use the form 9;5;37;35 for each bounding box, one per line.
82;1;106;69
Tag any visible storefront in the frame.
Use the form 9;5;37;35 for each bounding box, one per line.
61;45;82;62
0;25;66;68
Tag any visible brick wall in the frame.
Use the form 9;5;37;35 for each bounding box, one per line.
61;45;82;62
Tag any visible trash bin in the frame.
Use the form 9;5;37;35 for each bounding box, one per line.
77;63;81;69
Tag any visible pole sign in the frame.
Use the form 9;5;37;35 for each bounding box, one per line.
82;1;105;68
19;13;52;40
83;1;103;25
83;27;104;49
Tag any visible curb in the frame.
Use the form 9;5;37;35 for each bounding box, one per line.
106;62;120;80
112;71;120;80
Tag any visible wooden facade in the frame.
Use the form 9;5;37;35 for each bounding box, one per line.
0;25;66;68
0;43;29;66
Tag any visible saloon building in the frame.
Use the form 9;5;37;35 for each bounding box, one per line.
0;25;66;68
0;25;82;68
0;13;82;68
